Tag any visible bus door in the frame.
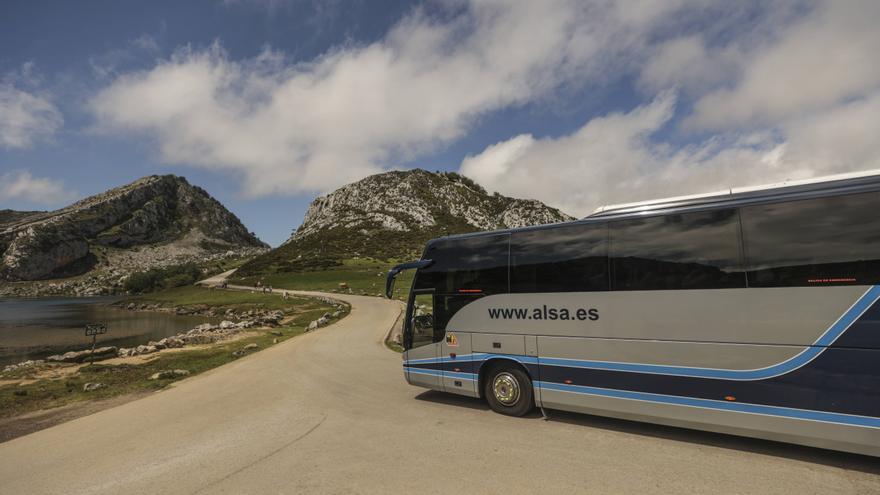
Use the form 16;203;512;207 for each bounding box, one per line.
404;290;442;389
438;294;478;396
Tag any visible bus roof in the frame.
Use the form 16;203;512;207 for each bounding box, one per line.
589;169;880;218
426;168;880;246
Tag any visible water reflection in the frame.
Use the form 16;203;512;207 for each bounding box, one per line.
0;297;216;365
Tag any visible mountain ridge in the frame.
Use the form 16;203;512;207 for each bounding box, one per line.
238;169;573;275
1;175;267;287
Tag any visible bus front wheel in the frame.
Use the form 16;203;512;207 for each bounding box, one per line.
484;364;534;417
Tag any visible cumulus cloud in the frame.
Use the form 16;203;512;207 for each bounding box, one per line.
0;66;63;149
464;1;880;217
459;91;868;217
0;170;75;205
90;0;690;197
685;0;880;130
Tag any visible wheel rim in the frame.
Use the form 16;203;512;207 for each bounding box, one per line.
492;372;520;406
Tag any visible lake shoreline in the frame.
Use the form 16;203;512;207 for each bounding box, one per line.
0;296;215;366
0;286;348;443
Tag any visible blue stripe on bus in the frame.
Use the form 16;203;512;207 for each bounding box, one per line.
537;380;880;429
404;285;880;381
405;367;476;381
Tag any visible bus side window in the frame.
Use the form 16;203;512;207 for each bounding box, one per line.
434;294;482;332
741;192;880;287
610;208;746;290
415;234;509;294
511;223;608;293
410;293;436;348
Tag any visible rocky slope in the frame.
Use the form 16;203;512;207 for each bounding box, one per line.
238;169;573;275
0;175;267;291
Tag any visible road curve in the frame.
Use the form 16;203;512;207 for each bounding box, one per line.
1;290;878;494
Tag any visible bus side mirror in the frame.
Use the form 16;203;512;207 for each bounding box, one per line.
385;259;433;298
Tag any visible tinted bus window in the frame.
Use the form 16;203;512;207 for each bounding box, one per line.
414;234;509;294
511;224;608;292
434;294;480;331
741;192;880;287
610;209;746;290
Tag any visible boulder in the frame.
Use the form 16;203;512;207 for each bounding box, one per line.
46;346;118;363
82;382;105;392
219;320;236;329
307;321;318;331
2;359;44;374
243;343;259;351
148;369;190;380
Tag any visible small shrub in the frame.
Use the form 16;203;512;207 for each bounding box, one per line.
124;263;203;294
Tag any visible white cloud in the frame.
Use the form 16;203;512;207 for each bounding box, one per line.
639;36;741;95
0;74;63;149
460;91;876;217
685;0;880;130
90;0;691;197
463;1;880;217
0;170;75;205
87;0;880;213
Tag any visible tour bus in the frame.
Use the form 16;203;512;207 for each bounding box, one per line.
385;170;880;456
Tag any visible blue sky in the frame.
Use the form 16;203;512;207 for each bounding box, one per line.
2;1;879;246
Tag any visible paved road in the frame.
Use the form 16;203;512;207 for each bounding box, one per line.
1;289;878;494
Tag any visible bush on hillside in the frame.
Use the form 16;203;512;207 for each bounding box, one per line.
124;263;203;294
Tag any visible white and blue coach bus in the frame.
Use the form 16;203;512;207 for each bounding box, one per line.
386;171;880;456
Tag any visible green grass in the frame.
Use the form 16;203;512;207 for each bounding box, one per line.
1;286;349;419
232;258;415;302
0;326;307;419
123;285;321;311
198;256;253;278
385;341;404;353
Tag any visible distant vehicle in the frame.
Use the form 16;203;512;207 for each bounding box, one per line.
386;170;880;456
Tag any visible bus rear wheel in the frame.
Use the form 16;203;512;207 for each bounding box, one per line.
484;364;534;417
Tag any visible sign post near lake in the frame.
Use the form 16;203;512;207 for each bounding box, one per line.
85;323;108;365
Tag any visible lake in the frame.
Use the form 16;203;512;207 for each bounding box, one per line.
0;297;215;366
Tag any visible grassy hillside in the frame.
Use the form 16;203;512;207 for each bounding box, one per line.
237;169;572;278
233;258;415;302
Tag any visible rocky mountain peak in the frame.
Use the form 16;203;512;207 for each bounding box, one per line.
239;169;573;275
1;175;267;282
291;169;572;241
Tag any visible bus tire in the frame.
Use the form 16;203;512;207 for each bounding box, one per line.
484;364;534;417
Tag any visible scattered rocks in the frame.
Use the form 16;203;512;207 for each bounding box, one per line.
2;359;44;374
46;346;118;363
149;369;190;380
82;382;106;392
